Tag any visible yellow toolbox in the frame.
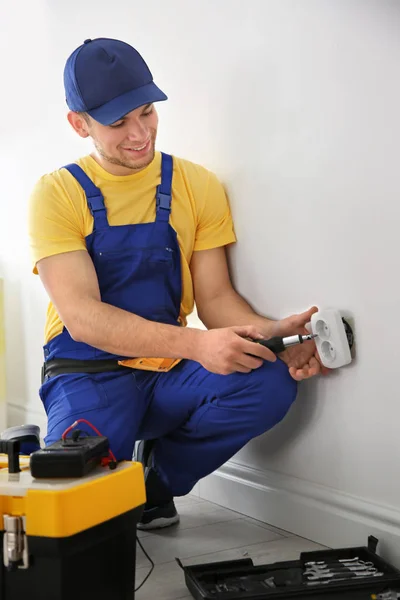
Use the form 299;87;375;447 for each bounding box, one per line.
0;442;145;599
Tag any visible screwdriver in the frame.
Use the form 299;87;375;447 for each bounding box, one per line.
254;333;318;354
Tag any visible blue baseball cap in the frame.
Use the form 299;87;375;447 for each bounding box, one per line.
64;38;168;125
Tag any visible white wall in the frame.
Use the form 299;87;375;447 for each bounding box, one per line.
2;0;400;561
0;280;7;430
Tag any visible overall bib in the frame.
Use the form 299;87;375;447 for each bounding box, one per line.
40;153;298;496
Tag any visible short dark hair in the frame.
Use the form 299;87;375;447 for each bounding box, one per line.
78;111;90;123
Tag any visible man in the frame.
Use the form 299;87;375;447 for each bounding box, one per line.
29;38;324;530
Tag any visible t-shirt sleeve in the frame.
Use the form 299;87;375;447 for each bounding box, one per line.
28;173;87;274
194;171;237;251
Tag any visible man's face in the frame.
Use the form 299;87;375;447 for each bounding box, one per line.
71;103;159;175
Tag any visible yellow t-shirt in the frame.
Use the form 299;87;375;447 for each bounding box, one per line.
29;151;236;370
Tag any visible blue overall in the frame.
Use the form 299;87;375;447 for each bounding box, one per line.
39;153;298;496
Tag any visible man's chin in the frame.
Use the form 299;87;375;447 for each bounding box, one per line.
120;148;155;171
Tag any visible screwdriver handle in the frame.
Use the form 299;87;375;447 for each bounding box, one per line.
256;336;286;354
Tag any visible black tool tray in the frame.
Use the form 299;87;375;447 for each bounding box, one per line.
179;536;400;600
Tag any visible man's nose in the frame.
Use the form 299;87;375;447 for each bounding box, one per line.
125;120;148;141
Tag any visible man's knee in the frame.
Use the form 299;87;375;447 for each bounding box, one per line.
244;359;297;435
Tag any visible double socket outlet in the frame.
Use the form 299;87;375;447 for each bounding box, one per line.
308;309;354;369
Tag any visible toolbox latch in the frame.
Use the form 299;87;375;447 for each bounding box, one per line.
368;535;379;554
3;515;29;570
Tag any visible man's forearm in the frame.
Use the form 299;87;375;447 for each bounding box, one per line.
71;298;202;359
197;290;276;337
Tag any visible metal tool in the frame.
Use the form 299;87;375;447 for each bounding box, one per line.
304;563;378;573
307;579;350;586
305;565;377;572
307;571;383;581
255;333;317;354
303;556;384;587
305;558;374;567
305;565;381;577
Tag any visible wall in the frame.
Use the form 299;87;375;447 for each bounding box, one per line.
1;0;400;561
0;280;6;430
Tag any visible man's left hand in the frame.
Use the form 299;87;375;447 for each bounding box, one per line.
267;306;330;381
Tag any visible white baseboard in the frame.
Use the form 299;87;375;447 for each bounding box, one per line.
198;461;400;567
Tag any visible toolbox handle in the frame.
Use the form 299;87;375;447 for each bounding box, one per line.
0;440;20;473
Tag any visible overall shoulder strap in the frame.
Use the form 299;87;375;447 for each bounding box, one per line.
63;164;108;229
155;153;173;223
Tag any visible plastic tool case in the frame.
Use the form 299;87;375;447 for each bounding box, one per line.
0;442;145;600
180;536;400;600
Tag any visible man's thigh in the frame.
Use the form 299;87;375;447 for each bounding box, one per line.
40;370;148;460
135;360;216;440
136;357;297;440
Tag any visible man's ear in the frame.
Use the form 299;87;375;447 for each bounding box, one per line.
67;111;90;138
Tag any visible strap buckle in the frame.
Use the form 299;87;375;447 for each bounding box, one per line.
87;194;105;213
156;187;172;212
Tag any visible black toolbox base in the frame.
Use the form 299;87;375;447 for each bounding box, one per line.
0;506;143;600
180;536;400;600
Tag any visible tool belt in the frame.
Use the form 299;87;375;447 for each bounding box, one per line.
41;358;131;384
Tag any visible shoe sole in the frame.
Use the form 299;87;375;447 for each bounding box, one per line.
137;514;180;531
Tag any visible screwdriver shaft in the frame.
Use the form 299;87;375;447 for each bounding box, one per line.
256;334;317;354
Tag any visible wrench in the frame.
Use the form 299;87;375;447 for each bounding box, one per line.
307;571;384;582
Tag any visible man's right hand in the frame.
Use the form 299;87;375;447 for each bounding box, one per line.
193;326;277;375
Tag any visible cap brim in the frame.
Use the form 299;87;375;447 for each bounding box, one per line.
87;81;168;125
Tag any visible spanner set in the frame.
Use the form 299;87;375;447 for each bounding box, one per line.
304;556;385;586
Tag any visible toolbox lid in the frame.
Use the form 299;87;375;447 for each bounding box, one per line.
0;458;145;538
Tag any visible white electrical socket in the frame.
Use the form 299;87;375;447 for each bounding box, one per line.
310;309;352;369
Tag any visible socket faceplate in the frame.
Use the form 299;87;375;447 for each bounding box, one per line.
310;309;352;368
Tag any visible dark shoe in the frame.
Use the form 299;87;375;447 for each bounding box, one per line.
135;442;180;530
137;499;180;530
